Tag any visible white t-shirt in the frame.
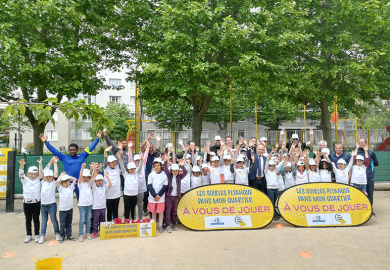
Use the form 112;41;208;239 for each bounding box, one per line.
208;165;223;184
181;164;192;193
104;165;121;199
221;164;234;181
19;169;41;203
171;175;178;196
92;182;109;210
191;175;202;189
148;171;168;203
78;181;93;207
265;171;278;189
201;173;210;186
234;168;249;186
351;165;367;185
124;172;138;196
332;162;352;184
58;185;75;211
137;165;147;193
308;169;321;183
283;172;295;189
41;180;57;205
277;174;285;191
320;169;332;182
295;170;308;185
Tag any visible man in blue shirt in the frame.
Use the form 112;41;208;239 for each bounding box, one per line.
39;131;102;200
330;143;351;168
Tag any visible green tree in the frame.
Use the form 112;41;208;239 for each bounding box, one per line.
278;1;390;147
130;0;310;145
88;102;133;142
358;100;390;130
0;0;121;154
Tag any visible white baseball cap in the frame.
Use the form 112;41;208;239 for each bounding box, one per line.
215;136;221;140
193;166;200;172
260;137;267;141
297;161;305;166
95;174;104;181
44;170;53;177
286;163;292;167
337;159;346;164
171;164;180;171
236;157;245;163
133;154;141;161
186;154;192;159
240;148;247;152
127;162;137;169
321;148;330;155
283;153;290;157
263;153;269;157
197;156;202;160
153;158;163;164
107;155;117;163
28;166;38;173
82;169;91;177
292;134;299;139
356;155;364;161
269;160;275;166
60;174;71;182
309;159;316;166
211;156;219;162
223;155;231;160
321;159;328;162
166;143;173;148
202;164;208;169
210;152;216;156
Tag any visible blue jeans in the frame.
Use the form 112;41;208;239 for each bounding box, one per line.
40;203;59;236
59;209;73;238
79;205;92;236
267;188;279;205
353;184;367;193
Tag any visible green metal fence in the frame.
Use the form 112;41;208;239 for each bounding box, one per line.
13;151;390;194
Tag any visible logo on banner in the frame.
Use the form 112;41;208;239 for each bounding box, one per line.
312;215;326;223
210;218;224;226
234;216;246;227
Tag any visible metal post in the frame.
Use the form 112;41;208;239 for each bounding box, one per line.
355;99;358;142
135;65;140;152
266;129;268;141
376;130;378;144
6;151;16;212
304;105;306;142
367;129;370;148
230;83;233;138
255;102;257;140
160;132;163;149
334;96;338;142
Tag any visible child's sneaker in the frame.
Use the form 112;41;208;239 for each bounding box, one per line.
92;233;98;239
38;236;45;244
34;235;40;243
59;238;64;243
24;235;32;243
87;234;92;240
158;226;164;233
166;225;172;233
79;235;84;242
67;236;76;241
55;234;61;241
173;225;179;231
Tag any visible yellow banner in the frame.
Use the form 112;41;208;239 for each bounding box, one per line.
177;184;274;230
0;148;12;198
100;222;156;240
276;183;372;227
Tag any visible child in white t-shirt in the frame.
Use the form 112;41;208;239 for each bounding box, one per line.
78;163;93;241
147;158;168;233
201;164;210;186
332;159;352;184
191;166;202;188
38;157;60;244
231;155;254;186
319;155;332;182
350;147;370;193
295;151;308;184
181;154;192;195
91;169;112;239
57;172;77;243
308;151;320;182
281;162;297;189
219;146;235;184
264;151;284;220
19;158;41;244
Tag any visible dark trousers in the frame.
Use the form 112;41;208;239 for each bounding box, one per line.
23;202;41;236
120;175;125;210
249;178;267;194
143;191;149;212
59;208;73;238
165;196;178;226
366;177;375;207
124;195;138;220
93;208;106;233
106;197;120;221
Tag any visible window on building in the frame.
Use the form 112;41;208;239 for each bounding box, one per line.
238;130;245;138
180;131;189;139
46;130;58;141
296;118;301;122
110;96;122;103
201;130;209;139
84;95;92;105
109;79;121;86
163;130;172;140
130;81;136;88
52;111;58;122
130;96;135;105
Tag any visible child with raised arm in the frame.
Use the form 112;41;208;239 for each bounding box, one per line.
281;160;297;189
91;166;112;239
57;172;77;243
332;157;353;184
78;163;93;241
163;157;187;233
308;150;321;183
19;158;41;243
219;144;235;184
350;146;370;192
201;164;210;186
231;153;255;186
103;145;122;221
38;157;60;244
319;153;332;182
181;150;192;195
295;151;309;184
147;158;168;233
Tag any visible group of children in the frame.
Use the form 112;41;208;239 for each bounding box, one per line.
20;134;371;241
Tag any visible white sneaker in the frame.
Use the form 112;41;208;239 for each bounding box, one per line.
55;234;61;241
38;236;45;244
34;235;39;243
79;235;84;242
24;235;32;243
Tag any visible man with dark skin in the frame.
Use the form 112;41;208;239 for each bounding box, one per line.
40;131;102;200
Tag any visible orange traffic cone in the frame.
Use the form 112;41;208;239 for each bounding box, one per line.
3;252;16;258
47;240;59;246
274;223;284;228
300;251;312;258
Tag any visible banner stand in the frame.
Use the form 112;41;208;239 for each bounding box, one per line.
6;151;16;212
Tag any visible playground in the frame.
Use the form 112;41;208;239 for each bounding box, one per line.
1;192;389;270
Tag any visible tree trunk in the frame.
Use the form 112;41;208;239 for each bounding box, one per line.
191;96;212;146
32;123;47;155
218;121;228;131
318;100;333;149
267;122;280;131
